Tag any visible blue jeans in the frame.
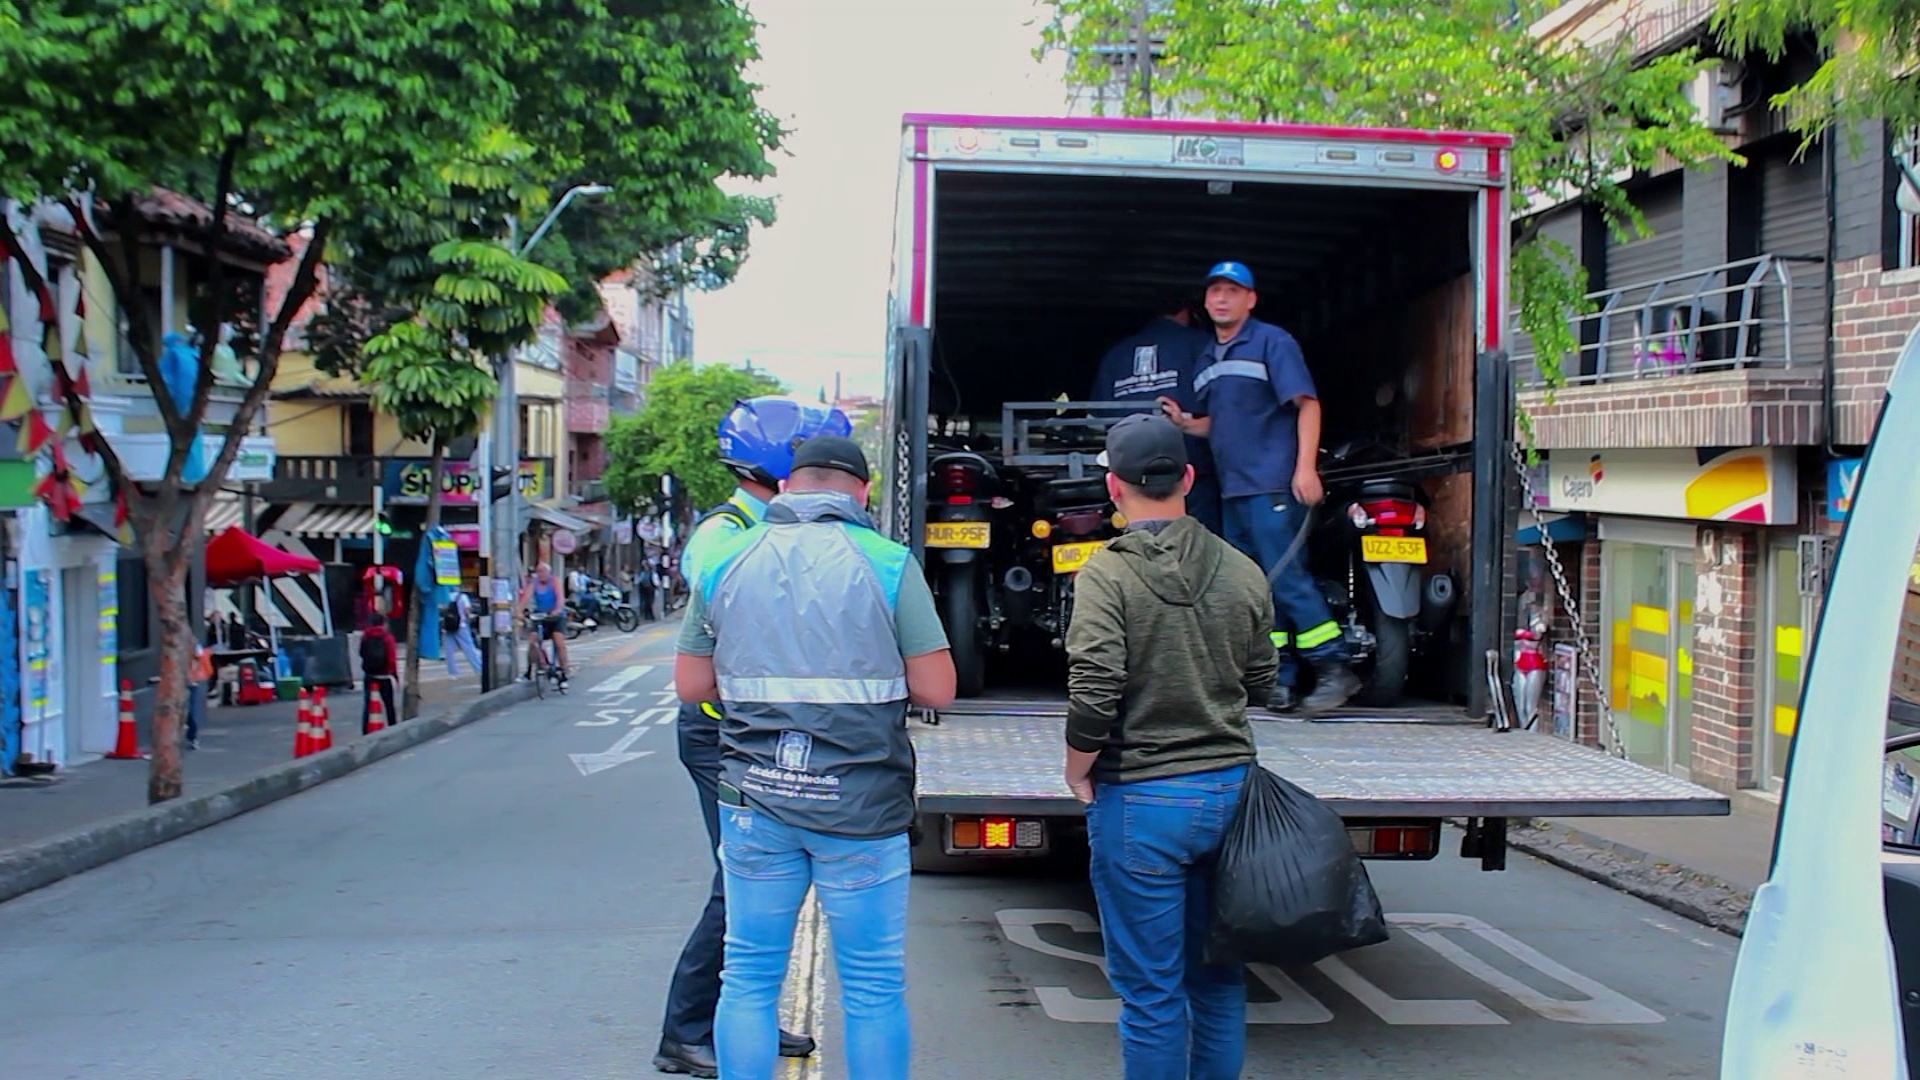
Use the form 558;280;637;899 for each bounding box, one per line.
1221;493;1349;689
716;805;911;1080
1086;764;1250;1080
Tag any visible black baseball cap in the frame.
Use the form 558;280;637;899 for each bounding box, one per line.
790;435;871;482
1097;413;1189;486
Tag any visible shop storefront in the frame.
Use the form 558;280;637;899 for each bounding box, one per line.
1541;446;1800;789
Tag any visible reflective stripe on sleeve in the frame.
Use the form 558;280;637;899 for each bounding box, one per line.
1193;359;1270;393
1295;621;1343;649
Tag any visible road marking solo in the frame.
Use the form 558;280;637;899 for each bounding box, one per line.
994;908;1665;1026
584;664;656;695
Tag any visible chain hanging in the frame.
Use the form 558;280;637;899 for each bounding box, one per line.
1509;439;1625;759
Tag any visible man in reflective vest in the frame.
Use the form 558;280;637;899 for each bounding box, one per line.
675;434;956;1080
653;397;850;1078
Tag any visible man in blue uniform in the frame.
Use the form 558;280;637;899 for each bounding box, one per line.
1159;261;1361;715
653;396;850;1078
1089;295;1221;534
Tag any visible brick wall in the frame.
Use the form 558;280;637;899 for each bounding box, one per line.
1516;369;1824;449
1576;541;1603;747
1832;253;1920;443
1689;529;1759;790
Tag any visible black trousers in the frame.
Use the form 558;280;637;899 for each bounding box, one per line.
661;702;727;1047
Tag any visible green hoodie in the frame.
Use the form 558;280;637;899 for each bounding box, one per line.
1064;515;1277;783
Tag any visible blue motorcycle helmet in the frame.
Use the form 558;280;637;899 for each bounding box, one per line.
717;396;854;489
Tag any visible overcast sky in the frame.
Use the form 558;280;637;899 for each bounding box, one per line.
684;0;1074;400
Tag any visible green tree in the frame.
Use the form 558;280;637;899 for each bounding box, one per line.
324;136;568;719
1038;0;1740;386
606;362;784;517
1715;0;1920;140
0;0;778;803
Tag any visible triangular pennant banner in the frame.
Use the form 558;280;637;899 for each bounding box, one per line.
0;377;28;424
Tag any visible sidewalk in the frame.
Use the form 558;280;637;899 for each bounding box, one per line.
0;656;494;851
1508;792;1780;937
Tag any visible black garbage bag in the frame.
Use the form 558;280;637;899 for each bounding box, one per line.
1204;766;1391;968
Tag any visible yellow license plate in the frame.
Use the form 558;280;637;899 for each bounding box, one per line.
1360;536;1428;564
926;521;991;549
1051;540;1104;575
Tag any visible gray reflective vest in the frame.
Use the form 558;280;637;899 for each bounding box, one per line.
703;491;915;838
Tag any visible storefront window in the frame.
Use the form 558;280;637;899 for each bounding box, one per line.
1764;543;1807;791
1606;542;1673;769
1601;539;1696;776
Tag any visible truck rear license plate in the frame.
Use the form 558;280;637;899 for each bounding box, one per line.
1360;536;1427;563
1050;540;1103;574
926;521;990;549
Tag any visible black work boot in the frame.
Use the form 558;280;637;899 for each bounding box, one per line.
1300;660;1361;715
653;1041;718;1078
1264;685;1298;715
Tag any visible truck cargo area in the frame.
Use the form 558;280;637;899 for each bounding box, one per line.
926;168;1486;704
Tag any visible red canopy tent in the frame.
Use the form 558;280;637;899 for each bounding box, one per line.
205;526;322;588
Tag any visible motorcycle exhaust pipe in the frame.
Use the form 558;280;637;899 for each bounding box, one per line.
1419;572;1457;631
1004;566;1033;593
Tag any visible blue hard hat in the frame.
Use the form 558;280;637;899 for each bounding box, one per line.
1204;261;1256;289
717;396;854;487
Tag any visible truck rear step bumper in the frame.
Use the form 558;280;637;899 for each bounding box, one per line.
911;713;1731;819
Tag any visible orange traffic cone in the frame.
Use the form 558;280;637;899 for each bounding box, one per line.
311;687;334;752
293;688;313;758
105;679;143;760
365;688;387;734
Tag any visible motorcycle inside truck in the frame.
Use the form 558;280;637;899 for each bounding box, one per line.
878;113;1730;874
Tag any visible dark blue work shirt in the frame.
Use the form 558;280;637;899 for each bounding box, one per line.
1089;316;1213;475
1192;317;1318;499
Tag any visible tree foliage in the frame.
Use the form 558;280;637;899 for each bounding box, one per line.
605;362;784;515
1715;0;1920;141
0;0;778;801
1038;0;1741;385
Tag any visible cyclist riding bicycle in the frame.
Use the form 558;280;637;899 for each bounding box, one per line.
518;560;570;683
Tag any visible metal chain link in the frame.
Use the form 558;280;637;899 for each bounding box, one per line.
894;421;913;540
1509;439;1625;758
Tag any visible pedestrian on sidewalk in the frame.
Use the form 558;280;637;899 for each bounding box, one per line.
673;434;955;1080
653;397;850;1078
185;639;213;751
443;590;482;679
359;613;398;734
1064;413;1277;1080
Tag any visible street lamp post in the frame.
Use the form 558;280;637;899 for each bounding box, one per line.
482;183;612;692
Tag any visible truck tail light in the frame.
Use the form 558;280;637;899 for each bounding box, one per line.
1346;821;1440;859
946;816;1047;853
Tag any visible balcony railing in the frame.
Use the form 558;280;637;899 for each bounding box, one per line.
259;456;380;502
1511;254;1826;389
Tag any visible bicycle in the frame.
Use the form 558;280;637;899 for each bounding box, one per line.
522;611;569;698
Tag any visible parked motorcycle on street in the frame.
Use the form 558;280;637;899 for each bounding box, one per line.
924;449;1013;697
563;579;642;639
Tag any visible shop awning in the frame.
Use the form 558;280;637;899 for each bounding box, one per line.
1518;512;1589;546
205;526;323;587
204;492;246;533
283;503;377;539
512;494;595;534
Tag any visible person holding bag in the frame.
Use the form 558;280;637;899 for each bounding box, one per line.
1063;413;1278;1080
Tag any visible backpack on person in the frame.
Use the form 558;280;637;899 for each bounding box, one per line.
361;630;392;674
441;598;463;635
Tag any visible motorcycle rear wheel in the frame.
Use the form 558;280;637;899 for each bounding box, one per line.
613;606;641;633
1362;615;1411;706
938;565;988;698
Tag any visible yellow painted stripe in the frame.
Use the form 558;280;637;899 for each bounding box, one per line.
1610;621;1631;701
1675;646;1693;676
1774;704;1798;737
1679;600;1694;623
1627;672;1667;706
1631;604;1670;636
1775;625;1802;658
1629;649;1668;682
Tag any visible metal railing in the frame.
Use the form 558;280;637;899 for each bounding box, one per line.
1512;254;1825;388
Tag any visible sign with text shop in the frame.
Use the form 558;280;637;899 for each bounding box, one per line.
382;458;553;506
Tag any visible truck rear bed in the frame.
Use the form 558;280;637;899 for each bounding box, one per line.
912;710;1732;819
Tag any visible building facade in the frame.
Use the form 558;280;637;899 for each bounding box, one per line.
1511;3;1916;798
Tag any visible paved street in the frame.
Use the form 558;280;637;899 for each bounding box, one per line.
0;625;1733;1079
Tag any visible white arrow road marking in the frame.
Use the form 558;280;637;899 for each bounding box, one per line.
585;664;655;695
569;725;655;775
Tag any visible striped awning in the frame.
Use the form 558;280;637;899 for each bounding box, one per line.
285;504;376;539
204;494;246;534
